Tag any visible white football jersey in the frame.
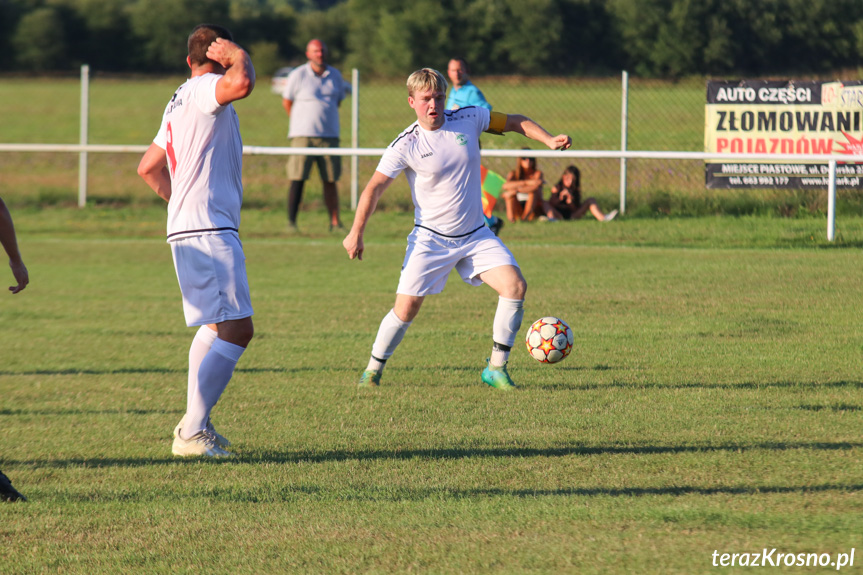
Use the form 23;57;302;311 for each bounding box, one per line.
153;73;243;240
377;106;490;237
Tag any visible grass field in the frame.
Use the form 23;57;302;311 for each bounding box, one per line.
3;75;690;149
0;74;719;212
1;207;862;573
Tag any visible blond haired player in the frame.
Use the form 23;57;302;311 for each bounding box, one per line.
138;24;255;456
343;68;571;390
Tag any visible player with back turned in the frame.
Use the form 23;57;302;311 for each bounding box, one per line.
138;24;255;457
343;68;571;390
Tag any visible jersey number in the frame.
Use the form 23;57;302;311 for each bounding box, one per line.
166;122;177;176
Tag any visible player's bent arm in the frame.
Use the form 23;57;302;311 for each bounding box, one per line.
0;198;28;294
282;98;293;116
502;114;572;150
137;144;172;202
209;39;256;105
0;199;23;264
352;171;395;233
343;171;394;261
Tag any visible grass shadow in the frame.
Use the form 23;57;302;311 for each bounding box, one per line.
29;482;863;504
542;379;863;391
8;440;861;469
0;366;320;377
0;408;183;417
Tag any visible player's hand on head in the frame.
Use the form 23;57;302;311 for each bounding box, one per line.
206;38;240;67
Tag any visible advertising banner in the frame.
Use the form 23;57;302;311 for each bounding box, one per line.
705;80;863;189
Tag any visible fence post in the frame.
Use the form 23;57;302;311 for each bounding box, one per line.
78;64;90;208
619;70;628;215
351;68;359;210
827;158;836;241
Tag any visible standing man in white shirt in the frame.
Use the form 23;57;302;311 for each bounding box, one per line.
138;23;255;457
282;39;346;232
342;68;571;391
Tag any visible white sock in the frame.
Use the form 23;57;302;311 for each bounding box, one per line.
490;297;524;366
187;326;218;409
490;345;510;367
366;356;386;372
492;296;524;349
182;338;245;440
370;309;412;368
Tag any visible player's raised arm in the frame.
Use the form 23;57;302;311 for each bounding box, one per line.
343;171;394;261
491;112;571;150
209;38;256;105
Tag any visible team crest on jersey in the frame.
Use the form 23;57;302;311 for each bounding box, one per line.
456;134;468;146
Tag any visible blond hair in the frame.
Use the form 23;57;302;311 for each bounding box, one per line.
406;68;447;97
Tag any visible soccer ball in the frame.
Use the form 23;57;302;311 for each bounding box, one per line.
525;316;574;363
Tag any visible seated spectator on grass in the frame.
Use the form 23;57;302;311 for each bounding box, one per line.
501;153;544;223
544;165;618;222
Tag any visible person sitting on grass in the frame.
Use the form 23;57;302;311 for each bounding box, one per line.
544;165;617;222
501;153;544;223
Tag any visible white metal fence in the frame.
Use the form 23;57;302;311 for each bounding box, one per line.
1;66;860;241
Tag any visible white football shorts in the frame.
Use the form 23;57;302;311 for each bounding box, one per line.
396;225;519;297
170;232;254;327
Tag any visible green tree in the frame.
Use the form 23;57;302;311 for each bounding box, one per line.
249;40;283;75
458;0;512;75
13;6;68;71
775;0;863;73
128;0;231;72
294;6;350;65
5;0;863;77
230;0;301;65
344;0;408;76
552;0;622;75
0;0;27;71
497;0;563;74
608;0;863;76
64;0;134;71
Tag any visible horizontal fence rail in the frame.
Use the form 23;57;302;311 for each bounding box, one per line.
4;143;862;162
1;143;859;241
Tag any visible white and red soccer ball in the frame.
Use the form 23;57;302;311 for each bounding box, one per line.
525;316;574;363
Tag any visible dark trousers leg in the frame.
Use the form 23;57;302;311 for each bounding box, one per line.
288;180;304;225
323;181;341;227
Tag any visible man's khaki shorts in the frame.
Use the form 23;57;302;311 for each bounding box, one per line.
286;137;341;182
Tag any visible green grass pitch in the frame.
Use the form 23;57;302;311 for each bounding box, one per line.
1;207;861;573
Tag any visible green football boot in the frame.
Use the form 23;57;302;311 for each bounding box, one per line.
358;369;382;387
481;359;517;390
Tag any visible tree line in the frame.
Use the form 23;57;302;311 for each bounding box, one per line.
3;0;863;78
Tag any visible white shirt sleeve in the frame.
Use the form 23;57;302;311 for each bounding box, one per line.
192;74;223;116
281;67;301;101
376;145;408;179
478;107;491;133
